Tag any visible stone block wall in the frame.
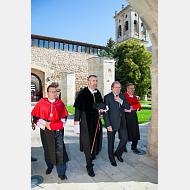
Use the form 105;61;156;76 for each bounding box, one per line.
31;46;98;97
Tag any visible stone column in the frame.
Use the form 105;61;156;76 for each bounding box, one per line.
88;57;115;97
130;8;134;38
60;72;75;106
147;45;158;157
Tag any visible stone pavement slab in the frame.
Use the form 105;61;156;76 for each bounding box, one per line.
31;109;158;190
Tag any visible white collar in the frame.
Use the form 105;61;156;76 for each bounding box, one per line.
48;98;56;103
127;92;133;98
88;87;97;94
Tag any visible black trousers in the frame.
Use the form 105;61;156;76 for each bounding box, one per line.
107;121;128;160
85;155;93;169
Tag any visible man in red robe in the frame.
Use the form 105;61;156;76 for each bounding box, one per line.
123;84;141;154
31;84;69;180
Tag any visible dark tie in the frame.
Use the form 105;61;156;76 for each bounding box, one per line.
117;95;120;108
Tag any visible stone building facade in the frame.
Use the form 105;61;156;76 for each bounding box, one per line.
31;34;115;106
31;34;105;97
114;4;149;47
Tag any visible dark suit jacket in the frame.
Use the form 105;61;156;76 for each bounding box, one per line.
103;92;130;131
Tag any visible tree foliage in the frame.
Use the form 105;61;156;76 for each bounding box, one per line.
114;38;152;98
99;37;115;58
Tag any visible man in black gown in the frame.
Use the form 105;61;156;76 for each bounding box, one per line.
73;75;104;177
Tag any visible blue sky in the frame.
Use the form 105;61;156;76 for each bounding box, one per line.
31;0;151;47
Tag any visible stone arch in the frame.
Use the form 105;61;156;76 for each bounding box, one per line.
31;67;46;99
127;0;158;157
31;73;42;94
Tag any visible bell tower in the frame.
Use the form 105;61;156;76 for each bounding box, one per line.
113;4;149;47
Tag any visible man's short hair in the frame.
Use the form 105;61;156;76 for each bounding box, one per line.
111;81;121;88
47;84;56;92
127;83;134;88
88;75;97;81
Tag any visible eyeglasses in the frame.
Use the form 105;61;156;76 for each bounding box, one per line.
114;87;121;89
48;91;57;94
129;88;135;90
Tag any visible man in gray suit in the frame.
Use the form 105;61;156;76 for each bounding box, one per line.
103;81;130;167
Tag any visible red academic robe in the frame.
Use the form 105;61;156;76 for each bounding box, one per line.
31;98;69;165
124;93;141;110
123;92;141;141
31;98;68;122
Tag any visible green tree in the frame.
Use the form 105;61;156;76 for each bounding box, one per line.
114;38;152;99
99;37;115;58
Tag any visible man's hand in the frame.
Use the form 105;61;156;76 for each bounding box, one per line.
114;96;122;103
99;109;104;114
107;126;113;132
45;122;51;130
131;106;134;111
32;123;36;130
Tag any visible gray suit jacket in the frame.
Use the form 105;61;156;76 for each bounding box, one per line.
103;92;130;131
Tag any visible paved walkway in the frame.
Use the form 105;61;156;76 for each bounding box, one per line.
31;106;158;190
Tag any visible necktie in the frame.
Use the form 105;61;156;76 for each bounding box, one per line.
117;95;120;108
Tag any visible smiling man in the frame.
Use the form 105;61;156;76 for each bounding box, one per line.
31;84;69;180
73;75;104;177
103;81;130;167
123;84;141;154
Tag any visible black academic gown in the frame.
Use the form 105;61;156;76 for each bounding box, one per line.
74;87;103;160
125;111;140;141
33;116;69;166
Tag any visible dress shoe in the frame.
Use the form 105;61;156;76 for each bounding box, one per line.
123;147;128;152
46;167;53;175
114;153;124;162
87;167;95;177
110;159;117;167
58;174;67;180
132;148;141;154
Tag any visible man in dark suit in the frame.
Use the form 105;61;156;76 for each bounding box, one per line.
103;81;130;167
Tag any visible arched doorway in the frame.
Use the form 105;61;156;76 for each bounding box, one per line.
31;73;43;101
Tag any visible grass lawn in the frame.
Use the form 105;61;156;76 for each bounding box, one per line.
66;105;75;115
137;106;151;124
66;105;151;127
139;100;151;105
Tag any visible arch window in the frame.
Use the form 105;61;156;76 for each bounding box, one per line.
134;20;138;33
118;25;122;37
125;21;128;31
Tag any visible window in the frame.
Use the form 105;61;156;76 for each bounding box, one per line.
69;44;73;51
125;21;128;31
73;44;77;52
31;38;33;46
86;46;89;54
81;46;85;53
94;48;98;55
91;47;94;54
45;40;49;48
60;43;63;50
65;43;68;51
34;39;38;47
134;20;138;32
55;42;59;49
50;41;54;49
118;25;122;37
39;40;44;48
